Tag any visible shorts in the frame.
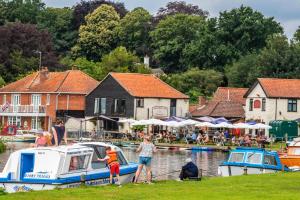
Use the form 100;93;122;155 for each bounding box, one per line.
139;157;152;167
109;163;120;175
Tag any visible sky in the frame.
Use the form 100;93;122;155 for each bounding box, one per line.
44;0;300;39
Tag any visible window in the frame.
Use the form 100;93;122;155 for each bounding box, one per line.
170;99;177;116
31;94;41;112
31;117;41;130
69;155;90;172
288;99;297;112
249;99;253;111
8;116;21;127
136;98;144;108
262;98;266;111
100;98;106;114
46;94;50;105
264;155;277;166
112;99;126;115
245;153;262;164
94;98;100;114
2;94;6;105
228;152;244;163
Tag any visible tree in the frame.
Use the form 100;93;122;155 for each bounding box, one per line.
151;14;207;73
37;7;77;54
117;7;152;57
225;53;259;87
72;0;127;30
155;1;208;22
0;76;5;87
0;0;45;25
217;6;282;56
163;68;223;103
63;47;151;80
72;4;120;61
100;46;151;76
0;22;60;82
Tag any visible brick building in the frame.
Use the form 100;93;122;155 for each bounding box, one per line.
0;68;98;131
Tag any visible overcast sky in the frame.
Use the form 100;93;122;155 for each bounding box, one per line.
44;0;300;39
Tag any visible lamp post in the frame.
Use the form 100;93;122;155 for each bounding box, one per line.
33;50;42;71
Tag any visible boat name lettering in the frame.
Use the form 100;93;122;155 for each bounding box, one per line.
24;174;50;179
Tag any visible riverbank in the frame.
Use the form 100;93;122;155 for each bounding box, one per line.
1;172;300;200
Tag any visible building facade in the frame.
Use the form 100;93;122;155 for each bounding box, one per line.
0;68;98;131
86;73;189;121
244;78;300;134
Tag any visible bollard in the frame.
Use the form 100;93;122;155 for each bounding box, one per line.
243;166;248;175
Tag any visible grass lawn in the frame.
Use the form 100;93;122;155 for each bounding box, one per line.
1;172;300;200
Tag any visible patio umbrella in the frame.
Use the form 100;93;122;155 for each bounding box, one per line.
196;116;215;123
195;122;215;128
180;119;199;126
164;121;183;127
214;122;235;128
252;123;272;130
233;123;253;129
118;119;137;123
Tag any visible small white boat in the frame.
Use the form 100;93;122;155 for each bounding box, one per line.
218;147;289;177
0;142;138;193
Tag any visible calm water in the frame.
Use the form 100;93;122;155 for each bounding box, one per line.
0;143;227;181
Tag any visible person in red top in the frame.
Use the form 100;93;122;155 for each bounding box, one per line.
98;146;121;186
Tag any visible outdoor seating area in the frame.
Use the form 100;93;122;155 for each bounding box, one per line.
118;117;273;147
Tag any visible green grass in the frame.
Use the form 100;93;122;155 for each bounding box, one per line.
2;173;300;200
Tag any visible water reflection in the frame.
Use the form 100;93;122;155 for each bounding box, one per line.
122;147;228;180
0;143;228;181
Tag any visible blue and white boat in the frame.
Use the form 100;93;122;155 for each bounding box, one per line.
218;147;289;177
0;142;138;193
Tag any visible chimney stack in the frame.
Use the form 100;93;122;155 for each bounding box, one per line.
198;96;207;106
39;67;49;83
144;55;150;68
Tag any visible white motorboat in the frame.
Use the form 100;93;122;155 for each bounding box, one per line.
0;142;138;193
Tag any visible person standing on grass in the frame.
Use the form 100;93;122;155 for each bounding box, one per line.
51;119;68;146
134;135;157;184
98;146;121;186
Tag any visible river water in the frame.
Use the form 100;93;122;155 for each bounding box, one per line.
0;143;227;180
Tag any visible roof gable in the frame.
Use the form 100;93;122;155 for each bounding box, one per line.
0;70;98;94
109;73;189;99
213;87;248;105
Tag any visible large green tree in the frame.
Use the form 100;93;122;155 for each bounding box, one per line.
0;22;60;82
117;7;152;57
0;0;45;25
37;7;77;54
151;14;207;73
72;4;120;61
163;68;223;103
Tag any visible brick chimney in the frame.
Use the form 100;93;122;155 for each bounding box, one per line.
198;96;207;106
39;67;49;83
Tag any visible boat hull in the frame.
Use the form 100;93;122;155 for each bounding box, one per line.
218;165;279;177
1;173;135;193
280;157;300;168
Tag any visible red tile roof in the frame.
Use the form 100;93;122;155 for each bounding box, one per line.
213;87;248;105
257;78;300;98
191;101;245;118
0;70;98;94
110;73;189;99
190;87;248;118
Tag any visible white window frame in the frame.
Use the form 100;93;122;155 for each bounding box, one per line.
31;94;41;113
11;94;20;112
100;98;106;114
31;117;41;130
94;98;100;114
8;116;21;127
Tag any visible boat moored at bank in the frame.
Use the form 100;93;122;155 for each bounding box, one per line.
218;147;289;177
0;142;138;193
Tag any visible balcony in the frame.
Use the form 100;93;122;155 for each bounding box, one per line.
0;105;46;117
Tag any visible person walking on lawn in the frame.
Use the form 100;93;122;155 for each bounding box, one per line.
134;135;157;184
98;146;121;186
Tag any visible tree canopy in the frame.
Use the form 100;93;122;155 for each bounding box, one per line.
72;4;120;61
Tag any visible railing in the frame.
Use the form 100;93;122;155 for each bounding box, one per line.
0;105;46;113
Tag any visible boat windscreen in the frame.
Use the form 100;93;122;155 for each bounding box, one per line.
264;155;277;166
245;153;262;165
228;152;244;163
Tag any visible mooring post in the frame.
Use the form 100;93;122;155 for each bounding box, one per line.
243;166;248;175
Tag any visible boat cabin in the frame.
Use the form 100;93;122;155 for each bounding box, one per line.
0;143;134;184
224;147;282;169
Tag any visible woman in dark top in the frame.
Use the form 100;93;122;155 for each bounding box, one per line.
51;119;68;146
